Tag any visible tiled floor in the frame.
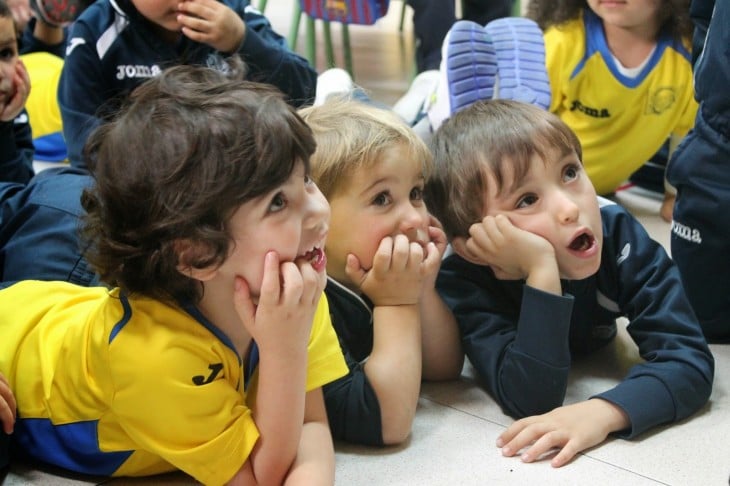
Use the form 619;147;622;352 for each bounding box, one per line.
4;2;729;485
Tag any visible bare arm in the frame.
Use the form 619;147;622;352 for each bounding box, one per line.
231;252;324;485
420;222;463;381
284;388;336;485
347;235;424;445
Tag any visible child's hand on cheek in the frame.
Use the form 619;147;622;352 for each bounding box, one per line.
345;234;424;307
421;222;447;293
465;214;556;281
427;215;448;258
233;252;317;355
1;60;30;122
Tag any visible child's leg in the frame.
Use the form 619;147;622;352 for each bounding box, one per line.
426;20;497;132
484;17;551;110
666;0;730;342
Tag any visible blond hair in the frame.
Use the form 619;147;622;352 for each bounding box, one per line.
299;96;433;199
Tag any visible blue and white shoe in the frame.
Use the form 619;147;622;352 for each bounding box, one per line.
484;17;551;109
426;20;497;132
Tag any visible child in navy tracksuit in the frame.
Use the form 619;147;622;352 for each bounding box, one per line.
425;99;713;468
666;0;730;342
58;0;317;169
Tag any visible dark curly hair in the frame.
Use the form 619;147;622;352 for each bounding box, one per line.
80;64;316;304
527;0;693;41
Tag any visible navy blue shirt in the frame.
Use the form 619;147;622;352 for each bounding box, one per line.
58;0;317;168
323;277;384;446
436;200;714;438
0;110;34;184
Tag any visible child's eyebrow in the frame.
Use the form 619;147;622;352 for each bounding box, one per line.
359;176;394;195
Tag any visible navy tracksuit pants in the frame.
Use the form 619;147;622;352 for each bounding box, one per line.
667;0;730;342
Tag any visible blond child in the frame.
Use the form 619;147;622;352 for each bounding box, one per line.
299;98;463;446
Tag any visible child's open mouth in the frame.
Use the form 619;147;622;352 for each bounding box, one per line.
297;247;327;272
568;232;596;254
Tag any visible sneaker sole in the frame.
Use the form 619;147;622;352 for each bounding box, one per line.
444;21;498;114
485;17;551;110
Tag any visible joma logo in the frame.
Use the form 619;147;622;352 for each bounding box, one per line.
115;64;161;80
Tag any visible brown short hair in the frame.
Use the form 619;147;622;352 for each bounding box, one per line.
81;64;316;304
425;100;582;239
298;96;432;199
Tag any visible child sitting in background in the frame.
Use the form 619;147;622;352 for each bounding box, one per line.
59;0;317;169
0;0;32;184
528;0;696;220
0;64;347;484
299;98;463;446
426;99;713;467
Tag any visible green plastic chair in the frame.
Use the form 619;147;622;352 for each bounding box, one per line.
288;1;354;77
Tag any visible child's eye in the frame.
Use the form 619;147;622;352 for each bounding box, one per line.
304;174;314;186
410;186;424;201
563;164;581;182
268;192;287;212
516;194;538;209
372;191;392;207
0;47;16;60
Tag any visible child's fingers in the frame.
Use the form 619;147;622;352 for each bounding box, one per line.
550;440;580;468
389;234;411;271
497;417;534;456
428;225;447;252
257;251;282;306
344;254;366;287
279;260;304;304
0;377;15;434
371;236;394;276
407;240;424;269
519;429;566;463
178;0;216;18
422;241;441;271
294;258;320;305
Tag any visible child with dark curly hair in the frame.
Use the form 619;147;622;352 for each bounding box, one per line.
528;0;696;220
0;64;347;485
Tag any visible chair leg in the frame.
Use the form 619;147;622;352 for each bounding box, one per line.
511;0;521;16
288;2;302;51
305;15;317;67
399;0;407;32
342;23;353;77
323;21;335;68
258;0;267;13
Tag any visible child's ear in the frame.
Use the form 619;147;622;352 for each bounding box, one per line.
451;236;487;266
174;239;218;281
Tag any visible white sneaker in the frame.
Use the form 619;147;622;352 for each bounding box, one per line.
426;20;497;132
314;68;354;106
392;70;440;125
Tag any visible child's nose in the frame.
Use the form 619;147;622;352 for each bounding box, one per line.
400;205;427;241
555;191;580;224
